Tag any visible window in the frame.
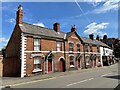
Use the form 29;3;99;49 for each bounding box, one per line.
57;42;62;51
34;39;40;51
77;44;80;52
90;46;92;52
69;43;73;52
97;47;100;52
34;57;41;69
85;44;88;52
70;56;74;67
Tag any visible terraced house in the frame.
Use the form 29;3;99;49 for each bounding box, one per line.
3;5;113;77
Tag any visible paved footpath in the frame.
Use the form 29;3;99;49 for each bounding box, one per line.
1;63;119;88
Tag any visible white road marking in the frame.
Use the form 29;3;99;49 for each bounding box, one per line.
66;78;94;87
101;73;112;77
1;77;57;88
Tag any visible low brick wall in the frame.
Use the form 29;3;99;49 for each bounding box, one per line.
3;58;21;77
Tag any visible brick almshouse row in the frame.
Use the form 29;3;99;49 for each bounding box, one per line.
3;5;115;77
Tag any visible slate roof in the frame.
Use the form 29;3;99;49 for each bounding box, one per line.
19;22;65;39
80;36;110;48
19;22;110;48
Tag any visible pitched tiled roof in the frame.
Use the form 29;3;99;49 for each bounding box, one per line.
19;22;65;39
80;36;110;48
19;22;110;48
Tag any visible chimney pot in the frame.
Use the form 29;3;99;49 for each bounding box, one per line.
96;35;100;41
71;25;76;32
89;34;94;40
16;4;23;25
53;22;60;32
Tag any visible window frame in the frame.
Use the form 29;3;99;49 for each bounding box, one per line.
34;38;40;51
85;44;88;52
90;45;93;52
69;43;74;52
69;56;74;67
77;44;80;52
56;42;62;51
33;57;41;70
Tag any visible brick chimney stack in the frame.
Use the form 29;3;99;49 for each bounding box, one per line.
53;22;60;33
16;5;23;25
89;34;94;40
96;35;100;41
71;25;76;32
103;35;107;40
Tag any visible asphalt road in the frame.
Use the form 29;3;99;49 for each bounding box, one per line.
6;63;120;88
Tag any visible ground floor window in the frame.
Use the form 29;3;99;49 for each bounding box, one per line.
86;56;89;65
70;56;74;67
34;57;41;70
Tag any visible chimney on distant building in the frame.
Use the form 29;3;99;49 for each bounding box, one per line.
16;5;23;25
71;25;76;32
103;35;107;40
96;35;100;41
53;22;60;33
89;34;94;40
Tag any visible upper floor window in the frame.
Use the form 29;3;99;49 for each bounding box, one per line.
85;44;88;52
34;39;40;51
77;44;80;52
90;45;92;52
57;42;62;51
97;46;100;52
69;43;74;52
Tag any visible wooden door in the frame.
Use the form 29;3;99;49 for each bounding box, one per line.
48;59;52;72
78;59;80;68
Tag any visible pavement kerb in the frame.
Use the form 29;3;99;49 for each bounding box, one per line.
1;64;117;87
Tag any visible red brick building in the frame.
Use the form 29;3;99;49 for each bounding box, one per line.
3;5;110;77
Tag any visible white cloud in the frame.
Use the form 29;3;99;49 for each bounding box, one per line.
0;37;8;43
97;31;107;37
84;22;109;35
9;18;15;23
92;0;119;14
0;37;8;50
33;22;45;27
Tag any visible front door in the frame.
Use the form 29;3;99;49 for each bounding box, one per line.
48;59;52;73
78;59;80;68
60;58;65;72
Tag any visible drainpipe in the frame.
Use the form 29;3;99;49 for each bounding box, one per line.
64;40;66;71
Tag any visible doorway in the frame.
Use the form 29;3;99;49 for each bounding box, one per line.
60;58;65;72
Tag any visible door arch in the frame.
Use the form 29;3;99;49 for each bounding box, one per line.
59;57;66;72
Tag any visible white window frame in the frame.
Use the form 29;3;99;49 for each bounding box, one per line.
57;42;62;51
34;38;40;51
33;57;41;72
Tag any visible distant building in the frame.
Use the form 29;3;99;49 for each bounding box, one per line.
101;35;120;59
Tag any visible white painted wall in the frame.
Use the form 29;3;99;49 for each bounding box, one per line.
100;47;103;67
21;33;26;78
